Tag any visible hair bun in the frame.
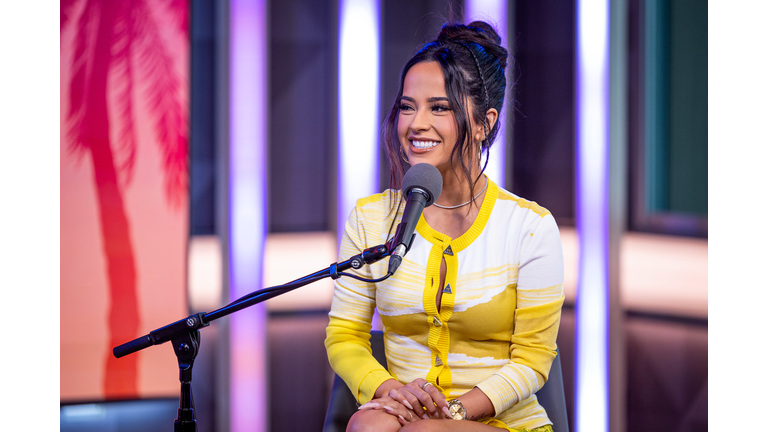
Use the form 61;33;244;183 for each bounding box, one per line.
466;21;502;45
436;21;507;70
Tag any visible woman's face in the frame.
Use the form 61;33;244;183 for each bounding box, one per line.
397;61;481;174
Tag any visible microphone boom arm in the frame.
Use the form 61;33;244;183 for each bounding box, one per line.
113;242;394;359
111;241;395;431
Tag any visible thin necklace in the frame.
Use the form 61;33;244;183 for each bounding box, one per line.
433;176;488;209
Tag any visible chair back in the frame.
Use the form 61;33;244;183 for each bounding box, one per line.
537;348;569;432
323;331;387;432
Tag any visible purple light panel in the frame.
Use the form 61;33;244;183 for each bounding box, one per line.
229;0;268;431
463;0;507;186
337;0;381;239
575;1;610;432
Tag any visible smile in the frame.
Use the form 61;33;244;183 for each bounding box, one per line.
411;140;439;149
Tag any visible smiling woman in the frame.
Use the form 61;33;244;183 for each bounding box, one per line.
325;21;565;432
397;62;489;178
384;23;507;202
396;60;497;218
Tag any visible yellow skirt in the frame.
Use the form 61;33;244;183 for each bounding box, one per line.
481;419;554;432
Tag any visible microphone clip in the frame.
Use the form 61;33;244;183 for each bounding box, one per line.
386;222;416;255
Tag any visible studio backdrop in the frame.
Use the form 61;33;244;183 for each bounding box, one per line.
60;0;190;401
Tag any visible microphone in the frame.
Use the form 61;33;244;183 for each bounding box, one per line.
387;163;443;275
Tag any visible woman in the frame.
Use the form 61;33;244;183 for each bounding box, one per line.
325;21;564;432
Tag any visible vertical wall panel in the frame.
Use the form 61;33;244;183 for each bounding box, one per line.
575;0;610;431
337;0;381;238
60;0;189;401
511;1;575;225
229;0;268;430
379;0;460;189
464;0;508;187
269;0;334;233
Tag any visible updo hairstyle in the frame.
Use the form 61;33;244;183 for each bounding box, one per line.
383;21;509;194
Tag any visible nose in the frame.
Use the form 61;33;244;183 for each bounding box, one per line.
409;106;430;133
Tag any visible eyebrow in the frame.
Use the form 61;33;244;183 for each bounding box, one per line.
400;96;450;103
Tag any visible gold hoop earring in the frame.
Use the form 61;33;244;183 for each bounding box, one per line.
400;147;410;164
478;145;483;166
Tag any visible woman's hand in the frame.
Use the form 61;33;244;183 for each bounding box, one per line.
386;378;450;420
358;395;419;426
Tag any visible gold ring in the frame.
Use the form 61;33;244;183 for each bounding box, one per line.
421;382;432;390
408;412;412;421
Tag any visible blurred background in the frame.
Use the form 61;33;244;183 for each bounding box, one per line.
59;0;707;431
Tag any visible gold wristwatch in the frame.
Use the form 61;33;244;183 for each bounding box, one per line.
447;399;467;420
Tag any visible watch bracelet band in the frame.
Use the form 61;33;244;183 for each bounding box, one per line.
447;398;467;420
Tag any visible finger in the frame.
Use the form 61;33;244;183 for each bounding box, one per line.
404;382;440;418
396;410;416;424
408;410;416;422
397;385;428;418
420;383;447;408
357;401;381;410
398;386;432;418
382;402;419;423
382;404;406;419
390;387;421;411
441;405;451;418
387;388;418;412
424;384;448;410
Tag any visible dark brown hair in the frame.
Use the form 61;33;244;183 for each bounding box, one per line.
383;21;509;198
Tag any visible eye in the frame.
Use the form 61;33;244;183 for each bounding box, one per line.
398;103;415;112
431;104;451;113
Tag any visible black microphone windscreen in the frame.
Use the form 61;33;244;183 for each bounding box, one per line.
401;163;443;207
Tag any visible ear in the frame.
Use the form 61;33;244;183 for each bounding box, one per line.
484;108;498;135
475;108;499;142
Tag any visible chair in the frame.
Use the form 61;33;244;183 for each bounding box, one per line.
323;331;569;432
536;347;569;432
323;331;388;432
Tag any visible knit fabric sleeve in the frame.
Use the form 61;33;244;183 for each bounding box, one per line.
324;201;395;404
475;213;565;416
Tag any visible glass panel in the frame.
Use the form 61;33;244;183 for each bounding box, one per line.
631;0;707;237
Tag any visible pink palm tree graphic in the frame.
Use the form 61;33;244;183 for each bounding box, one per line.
61;0;188;398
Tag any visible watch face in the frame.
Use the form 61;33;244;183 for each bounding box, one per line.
448;401;466;420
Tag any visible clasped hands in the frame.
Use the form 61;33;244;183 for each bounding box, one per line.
358;379;451;426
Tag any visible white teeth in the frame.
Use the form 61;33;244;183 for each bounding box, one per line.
411;140;439;149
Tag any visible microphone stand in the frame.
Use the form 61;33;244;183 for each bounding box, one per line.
112;241;398;432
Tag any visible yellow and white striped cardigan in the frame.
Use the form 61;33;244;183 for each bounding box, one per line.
325;178;565;430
